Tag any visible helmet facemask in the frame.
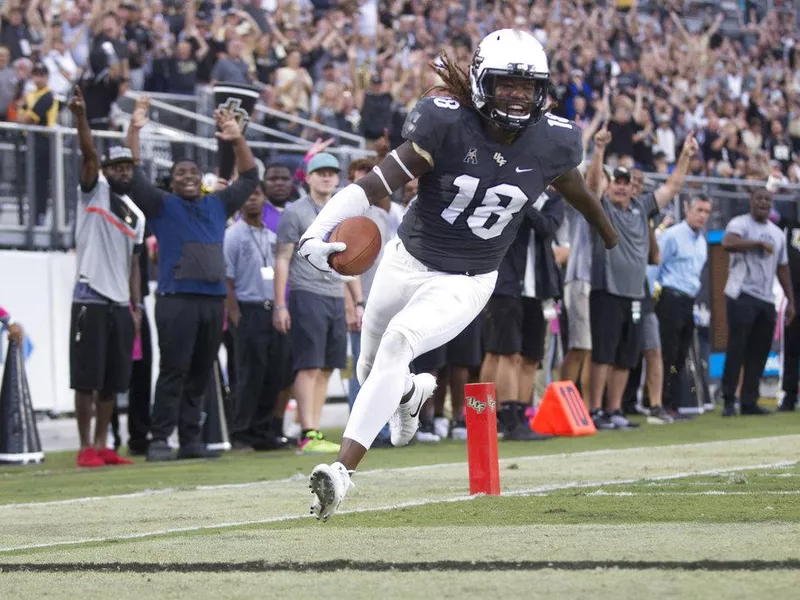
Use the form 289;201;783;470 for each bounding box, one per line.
474;70;549;132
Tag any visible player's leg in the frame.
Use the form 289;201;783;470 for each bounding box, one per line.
289;290;339;453
354;239;417;388
445;314;483;439
518;298;546;406
344;270;495;455
642;312;671;424
412;348;446;442
606;298;643;429
94;305;136;464
780;317;800;411
588;291;626;429
70;303;109;467
561;281;593;397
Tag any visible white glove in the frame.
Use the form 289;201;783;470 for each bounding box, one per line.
297;237;355;283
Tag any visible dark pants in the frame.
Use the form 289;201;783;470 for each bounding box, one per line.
656;288;696;411
722;294;776;409
232;302;290;445
128;308;153;451
782;316;800;405
150;295;224;446
33;135;50;226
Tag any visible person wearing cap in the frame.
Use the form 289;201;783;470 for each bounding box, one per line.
585;123;698;430
14;61;57;225
67;86;144;468
125;103;259;462
721;188;795;416
274;152;365;454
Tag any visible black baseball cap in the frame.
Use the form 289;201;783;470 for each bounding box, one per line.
613;166;632;182
101;146;136;167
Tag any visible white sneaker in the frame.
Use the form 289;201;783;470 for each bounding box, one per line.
433;416;450;439
309;462;353;522
390;373;437;447
415;421;441;443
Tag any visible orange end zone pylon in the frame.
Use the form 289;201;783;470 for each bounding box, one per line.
531;381;596;437
464;382;500;496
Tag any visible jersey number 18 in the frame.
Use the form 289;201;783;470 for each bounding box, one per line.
441;175;529;240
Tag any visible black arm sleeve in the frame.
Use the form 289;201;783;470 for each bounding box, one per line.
526;193;565;238
129;168;167;219
218;167;259;218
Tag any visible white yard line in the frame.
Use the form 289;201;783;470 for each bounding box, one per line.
0;460;794;554
583;490;800;497
2;434;797;512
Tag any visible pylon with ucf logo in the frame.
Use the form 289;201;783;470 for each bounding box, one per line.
464;382;500;495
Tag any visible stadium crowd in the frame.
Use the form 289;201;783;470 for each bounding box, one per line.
0;0;799;466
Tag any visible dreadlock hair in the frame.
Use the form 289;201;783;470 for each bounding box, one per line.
424;51;473;107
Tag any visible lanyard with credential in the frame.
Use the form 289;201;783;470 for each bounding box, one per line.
247;224;269;267
248;224;275;281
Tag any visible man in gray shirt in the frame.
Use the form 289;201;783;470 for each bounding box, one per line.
274;153;364;454
585;125;698;430
721;188;795;416
224;184;291;451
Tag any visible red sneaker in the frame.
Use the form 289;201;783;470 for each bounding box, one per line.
97;448;134;465
77;448;106;468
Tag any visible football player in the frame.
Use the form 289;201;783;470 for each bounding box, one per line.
297;29;619;520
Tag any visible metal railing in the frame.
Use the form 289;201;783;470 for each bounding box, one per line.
0;120;375;250
643;173;800;230
120;86;367;149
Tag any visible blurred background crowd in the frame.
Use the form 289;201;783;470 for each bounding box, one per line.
1;0;798;181
1;0;799;460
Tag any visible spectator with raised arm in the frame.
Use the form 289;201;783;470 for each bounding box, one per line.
126;104;259;462
67;85;142;468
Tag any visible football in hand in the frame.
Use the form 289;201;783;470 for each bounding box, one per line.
327;216;382;276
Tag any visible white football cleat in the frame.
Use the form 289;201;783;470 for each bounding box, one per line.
390;373;438;447
309;462;353;522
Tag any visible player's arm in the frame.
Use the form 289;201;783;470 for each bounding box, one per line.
654;132;699;209
552;169;618;249
526;193;564;238
648;221;660;265
68;86;100;192
297;141;432;277
302;141;431;241
273;242;293;334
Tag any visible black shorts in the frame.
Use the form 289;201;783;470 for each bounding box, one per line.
412;314;483;373
289;290;347;371
69;302;135;394
589;290;643;369
482;295;546;361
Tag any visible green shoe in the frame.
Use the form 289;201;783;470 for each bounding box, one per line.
298;431;341;455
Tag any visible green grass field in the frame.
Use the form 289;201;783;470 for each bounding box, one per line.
1;411;798;599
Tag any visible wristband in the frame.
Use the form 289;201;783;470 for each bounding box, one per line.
355;301;365;308
275;305;287;311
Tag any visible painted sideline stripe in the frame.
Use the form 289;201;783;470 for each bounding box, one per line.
582;490;800;497
0;460;793;554
2;434;797;511
1;559;798;573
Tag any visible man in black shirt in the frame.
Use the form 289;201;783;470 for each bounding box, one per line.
482;191;564;441
121;3;151;91
82;13;127;130
779;213;800;411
